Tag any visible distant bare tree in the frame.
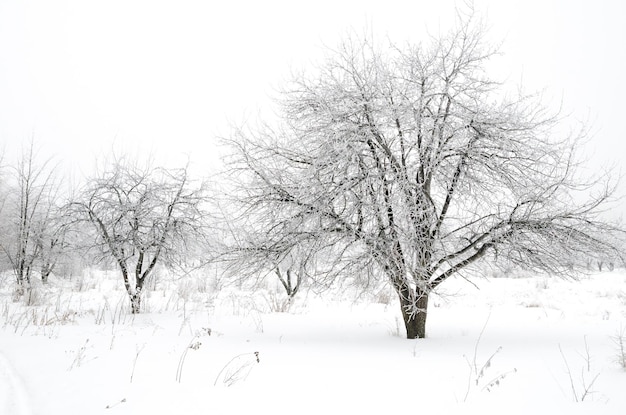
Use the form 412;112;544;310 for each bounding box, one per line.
72;156;209;313
225;17;624;338
221;224;309;305
0;142;64;295
35;202;71;283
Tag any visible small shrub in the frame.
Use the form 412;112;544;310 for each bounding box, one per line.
24;285;44;306
262;290;292;313
558;338;601;402
376;289;392;305
68;339;91;370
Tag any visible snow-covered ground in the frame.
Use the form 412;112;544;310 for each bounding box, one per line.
1;269;625;414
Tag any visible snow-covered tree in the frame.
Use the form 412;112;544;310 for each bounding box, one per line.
0;142;67;295
225;18;623;338
73;156;209;313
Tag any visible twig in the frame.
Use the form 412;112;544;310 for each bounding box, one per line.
176;336;201;383
105;398;127;409
214;352;260;387
559;341;600;402
559;344;579;402
473;312;491;373
130;343;146;383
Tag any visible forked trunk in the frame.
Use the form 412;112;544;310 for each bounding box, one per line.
399;289;429;339
120;266;144;314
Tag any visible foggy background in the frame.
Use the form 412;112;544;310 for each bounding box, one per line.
1;0;624;193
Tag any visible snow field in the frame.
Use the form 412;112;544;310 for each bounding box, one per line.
0;269;625;414
0;351;32;415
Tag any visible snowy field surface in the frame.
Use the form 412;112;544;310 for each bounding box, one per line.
1;269;625;414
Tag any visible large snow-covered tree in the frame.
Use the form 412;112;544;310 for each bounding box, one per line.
225;19;623;338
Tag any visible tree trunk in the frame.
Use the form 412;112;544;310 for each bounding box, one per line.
119;265;143;314
399;289;429;339
41;263;52;284
130;277;145;314
130;291;142;314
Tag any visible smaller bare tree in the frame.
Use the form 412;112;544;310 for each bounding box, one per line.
275;267;302;302
34;204;72;283
72;156;210;313
0;142;63;295
219;210;312;307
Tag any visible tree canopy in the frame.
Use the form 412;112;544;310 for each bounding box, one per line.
225;18;624;338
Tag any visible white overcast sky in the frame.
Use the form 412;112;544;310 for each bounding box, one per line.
0;0;625;180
